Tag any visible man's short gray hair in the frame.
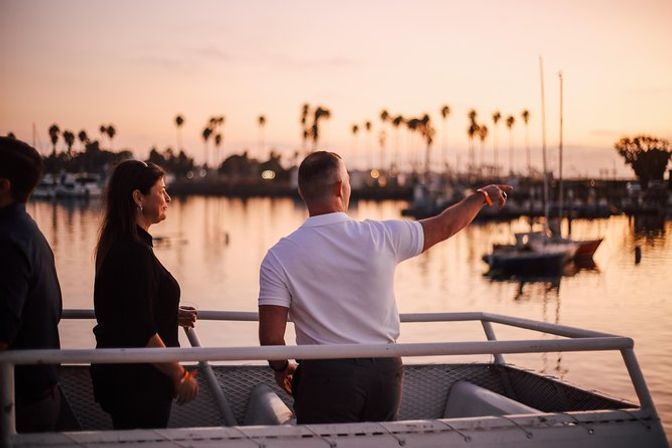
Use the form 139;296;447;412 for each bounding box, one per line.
298;151;342;202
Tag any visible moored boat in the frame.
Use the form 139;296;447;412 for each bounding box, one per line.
523;231;603;259
483;232;578;274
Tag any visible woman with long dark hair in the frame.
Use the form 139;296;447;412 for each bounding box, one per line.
91;160;198;429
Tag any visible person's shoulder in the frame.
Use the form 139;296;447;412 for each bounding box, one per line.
107;236;154;264
0;212;38;252
360;218;410;233
264;235;292;259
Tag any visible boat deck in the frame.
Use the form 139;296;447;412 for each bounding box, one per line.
58;363;632;430
2;310;668;447
16;363;667;448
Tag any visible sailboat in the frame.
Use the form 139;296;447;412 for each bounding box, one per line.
483;59;579;274
531;71;604;259
485;66;605;273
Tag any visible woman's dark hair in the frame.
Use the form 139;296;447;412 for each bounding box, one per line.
95;160;165;272
0;136;44;202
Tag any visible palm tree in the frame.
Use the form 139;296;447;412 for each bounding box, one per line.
302;129;309;156
207;116;225;165
440;105;451;170
477;124;488;173
48;124;60;157
419;114;435;176
202;127;213;168
214;133;223;167
175;115;185;151
310;106;331;151
521;109;531;176
364;121;372;168
406;118;420;172
379;110;389;169
258;115;266;159
467;110;478;173
62;130;75;157
351;124;359;168
491;111;502;175
106;125;116;150
98;125;107;148
78;130;89;151
505;115;516;175
378;130;387;173
468;109;478;124
467;123;479;173
300;103;310;153
391;115;403;171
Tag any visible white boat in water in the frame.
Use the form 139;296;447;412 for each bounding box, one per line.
483;232;578;274
31;174;58;199
1;310;668;447
54;173;102;198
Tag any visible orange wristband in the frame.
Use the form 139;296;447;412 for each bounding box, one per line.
179;369;196;385
477;188;493;206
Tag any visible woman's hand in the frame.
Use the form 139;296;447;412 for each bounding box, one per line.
178;305;198;328
174;368;199;405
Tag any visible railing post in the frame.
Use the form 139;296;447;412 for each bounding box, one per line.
621;348;656;412
481;320;505;364
183;327;237;426
1;362;16;447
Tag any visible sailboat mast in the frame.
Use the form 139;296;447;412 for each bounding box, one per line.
558;72;564;230
539;57;550;230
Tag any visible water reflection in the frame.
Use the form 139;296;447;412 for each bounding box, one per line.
632;214;666;240
25;197;672;437
485;271;575;376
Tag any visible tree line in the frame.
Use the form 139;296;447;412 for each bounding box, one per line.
4;105;670;186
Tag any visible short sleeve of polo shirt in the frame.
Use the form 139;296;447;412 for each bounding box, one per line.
383;219;424;262
258;251;291;308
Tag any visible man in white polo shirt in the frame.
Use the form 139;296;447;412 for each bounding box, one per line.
259;151;510;424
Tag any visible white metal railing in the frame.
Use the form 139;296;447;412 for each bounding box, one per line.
0;310;657;446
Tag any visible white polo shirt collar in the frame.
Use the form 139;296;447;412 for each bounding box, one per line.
302;212;350;228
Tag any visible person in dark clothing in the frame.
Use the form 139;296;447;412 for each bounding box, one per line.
0;137;63;433
91;159;198;429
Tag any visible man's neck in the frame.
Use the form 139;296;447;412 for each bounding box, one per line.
307;203;345;217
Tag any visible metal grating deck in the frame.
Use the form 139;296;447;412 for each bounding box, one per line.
58;362;634;430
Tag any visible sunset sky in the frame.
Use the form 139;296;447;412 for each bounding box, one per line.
1;0;670;176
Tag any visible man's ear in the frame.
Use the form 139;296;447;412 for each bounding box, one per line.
333;180;343;198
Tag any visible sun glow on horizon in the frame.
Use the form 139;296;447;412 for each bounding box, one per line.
1;0;670;177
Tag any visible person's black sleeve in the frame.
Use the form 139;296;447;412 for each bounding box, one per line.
0;239;30;345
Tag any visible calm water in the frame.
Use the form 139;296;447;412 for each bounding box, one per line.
26;196;671;436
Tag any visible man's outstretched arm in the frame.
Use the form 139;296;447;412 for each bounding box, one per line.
420;184;512;252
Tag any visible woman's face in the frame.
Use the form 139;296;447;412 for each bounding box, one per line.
140;177;171;225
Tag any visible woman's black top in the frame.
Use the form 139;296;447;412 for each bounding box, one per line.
91;227;180;409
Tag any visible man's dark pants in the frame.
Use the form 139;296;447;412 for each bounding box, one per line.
292;357;403;424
